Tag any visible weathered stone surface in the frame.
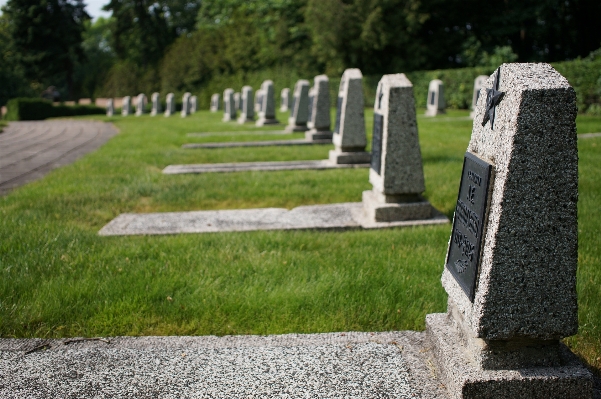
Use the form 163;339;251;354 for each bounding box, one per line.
150;92;161;116
280;88;290;112
222;89;236;122
181;92;191;117
237;86;255;124
424;79;445;116
164;93;175;117
306;74;332;141
210;93;220;112
106;98;114;117
121;96;131;116
470;75;488;119
285;80;310;132
330;68;369;164
256;80;279;126
135;93;146;116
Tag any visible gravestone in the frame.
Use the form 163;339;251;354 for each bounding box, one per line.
424;79;445;116
363;74;432;222
470;75;488;119
150;92;161;116
329;69;370;164
164;93;175;117
106;99;114;117
210;93;220;112
223;89;236;122
285;80;310;132
234;92;241;113
181;92;191;117
121;96;131;116
426;64;592;398
280;88;290;112
256;80;279;126
306;74;332;141
135;94;146;116
238;86;255;124
254;89;264;113
190;96;198;113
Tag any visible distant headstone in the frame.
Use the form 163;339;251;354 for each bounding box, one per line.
234;92;241;112
426;64;592;398
223;89;236;122
121;96;131;116
135;94;146;116
329;68;370;164
470;75;488;119
238;86;255;124
362;74;431;222
181;92;191;117
424;79;445;116
254;89;264;113
285;80;310;132
164;93;175;117
256;80;279;126
280;88;290;112
210;93;220;112
150;92;161;116
190;96;198;113
106;99;114;117
306;74;331;141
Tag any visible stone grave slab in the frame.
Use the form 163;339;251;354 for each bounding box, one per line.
181;92;191;117
424;79;445;116
280;87;290;112
183;139;332;149
237;86;255;124
222;89;236;122
106;99;113;117
256;80;279;126
121;96;131;116
210;93;220;112
190;95;197;113
306;74;332;141
164;93;175;117
470;75;487;119
163;160;369;174
285;80;310;132
135;93;146;116
150;92;161;116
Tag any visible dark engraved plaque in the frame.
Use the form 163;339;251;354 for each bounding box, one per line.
429;91;436;105
307;95;314;122
334;96;343;134
370;113;384;174
445;152;493;301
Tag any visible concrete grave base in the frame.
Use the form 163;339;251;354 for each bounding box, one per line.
163;159;370;174
187;131;289;137
329;148;371;164
306;129;333;141
222;115;234;122
182;139;332;149
424;109;445;117
98;202;448;236
362;190;432;222
237;117;255;124
256;117;280;126
426;313;593;399
284;123;309;133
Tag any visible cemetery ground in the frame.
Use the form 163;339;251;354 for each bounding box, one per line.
1;108;600;375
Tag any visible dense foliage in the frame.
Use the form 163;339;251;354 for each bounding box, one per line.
4;98;105;120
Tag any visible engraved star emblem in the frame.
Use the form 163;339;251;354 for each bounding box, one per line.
481;67;504;129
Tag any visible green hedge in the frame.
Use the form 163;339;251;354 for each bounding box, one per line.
4;98;106;121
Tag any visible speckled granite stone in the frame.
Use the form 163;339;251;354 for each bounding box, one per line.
237;86;255;124
285;80;310;132
306;74;332;141
256;80;279;126
222;89;236;122
470;76;487;118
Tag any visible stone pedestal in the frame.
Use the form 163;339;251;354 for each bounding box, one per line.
285;80;310;132
237;86;255;124
424;79;445;116
306;74;332;142
362;190;431;222
256;80;279;126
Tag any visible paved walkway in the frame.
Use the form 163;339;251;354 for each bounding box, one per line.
0;331;448;398
0;120;117;195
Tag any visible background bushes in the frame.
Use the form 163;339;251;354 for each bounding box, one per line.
5;98;105;121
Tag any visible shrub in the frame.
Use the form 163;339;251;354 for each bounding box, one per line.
5;98;106;121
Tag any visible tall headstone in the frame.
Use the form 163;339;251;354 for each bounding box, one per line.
285;80;310;132
181;92;191;117
222;89;236;122
150;92;161;116
237;86;255;124
280;88;290;112
135;94;146;116
362;74;432;222
234;92;241;112
210;93;220;112
470;75;488;119
121;96;131;116
190;96;197;113
424;79;445;116
256;80;279;126
254;89;263;113
306;74;332;141
106;98;114;117
426;64;592;398
329;68;370;164
164;93;175;117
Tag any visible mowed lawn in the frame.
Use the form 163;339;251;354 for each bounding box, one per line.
1;108;600;371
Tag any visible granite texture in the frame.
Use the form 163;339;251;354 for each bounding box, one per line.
328;148;371;164
280;87;290;111
362;189;431;222
135;93;146;116
163;159;369;174
164;93;175;116
105;99;113;117
285;80;310;132
0;332;448;399
425;79;445;116
256;80;279;125
121;96;131;116
99;202;448;235
210;93;220;112
470;76;488;118
332;68;367;151
306;74;332;141
150;92;161;116
222;89;236;122
237;85;255;124
181;92;191;117
183;139;331;149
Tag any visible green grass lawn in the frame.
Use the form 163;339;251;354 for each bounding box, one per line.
1;108;600;371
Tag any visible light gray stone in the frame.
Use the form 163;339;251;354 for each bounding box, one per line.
234;92;241;112
135;93;146;116
150;92;161;116
254;89;264;113
280;87;290;111
187;130;289;137
237;86;255;124
210;93;220;112
330;68;370;164
164;93;175;117
121;96;131;116
163;160;368;174
183;139;331;149
181;92;191;117
285;80;310;132
427;63;592;398
306;74;332;141
424;79;445;116
222;89;236;122
470;75;488;119
106;98;113;117
190;95;197;113
256;80;279;126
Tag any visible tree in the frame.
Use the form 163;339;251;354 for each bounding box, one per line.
2;0;90;100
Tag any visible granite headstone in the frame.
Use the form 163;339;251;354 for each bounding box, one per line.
210;93;220;112
181;92;191;117
106;98;114;117
285;80;310;132
424;79;445;116
306;74;332;141
256;80;279;126
280;88;290;112
223;89;236;122
121;96;131;116
135;94;146;116
164;93;175;117
150;92;161;116
237;86;255;124
470;75;488;119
